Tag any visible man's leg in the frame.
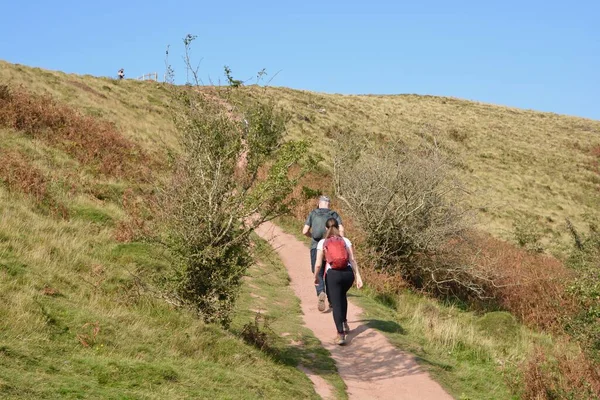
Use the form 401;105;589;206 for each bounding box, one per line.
318;262;326;293
310;248;323;296
311;248;327;311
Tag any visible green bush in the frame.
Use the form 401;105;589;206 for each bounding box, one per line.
565;221;600;361
513;215;544;253
159;88;313;326
476;311;518;339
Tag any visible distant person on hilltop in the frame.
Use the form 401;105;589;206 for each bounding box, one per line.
302;195;344;312
118;69;124;80
313;217;363;345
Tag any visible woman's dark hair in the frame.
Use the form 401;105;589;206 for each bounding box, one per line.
325;218;340;238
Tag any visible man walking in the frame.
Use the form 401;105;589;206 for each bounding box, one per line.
302;195;344;311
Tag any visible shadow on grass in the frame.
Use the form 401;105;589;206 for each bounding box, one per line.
414;356;455;372
365;319;406;335
348;291;398;310
231;319;336;373
374;293;397;309
266;333;338;375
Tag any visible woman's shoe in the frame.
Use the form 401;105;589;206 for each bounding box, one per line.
336;333;347;346
343;321;350;334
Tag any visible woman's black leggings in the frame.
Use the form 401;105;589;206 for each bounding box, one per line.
325;267;355;334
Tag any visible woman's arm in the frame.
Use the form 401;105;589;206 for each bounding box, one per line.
314;249;324;285
347;246;363;289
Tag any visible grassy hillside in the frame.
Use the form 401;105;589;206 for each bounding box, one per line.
2;60;599;255
1;60;599;398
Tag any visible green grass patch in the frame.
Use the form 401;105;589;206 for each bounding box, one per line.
109;242;171;274
70;205;113;225
0;327;324;399
0;256;28;278
274;215;312;244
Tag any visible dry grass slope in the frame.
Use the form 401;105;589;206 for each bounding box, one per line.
247;86;600;254
2;60;599;253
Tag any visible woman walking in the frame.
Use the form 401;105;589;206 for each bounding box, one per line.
314;218;363;345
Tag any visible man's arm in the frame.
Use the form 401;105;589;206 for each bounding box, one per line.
313;249;324;284
339;224;345;237
302;224;311;238
303;211;313;238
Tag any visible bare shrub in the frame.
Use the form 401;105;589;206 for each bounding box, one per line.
240;312;273;351
332;130;482;297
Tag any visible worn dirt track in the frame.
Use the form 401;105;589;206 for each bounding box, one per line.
255;222;453;400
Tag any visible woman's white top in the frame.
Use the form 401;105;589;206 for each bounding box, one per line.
317;237;352;272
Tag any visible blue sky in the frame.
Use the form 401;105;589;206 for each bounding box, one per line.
1;0;598;119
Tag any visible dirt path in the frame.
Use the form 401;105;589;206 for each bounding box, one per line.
255;222;453;400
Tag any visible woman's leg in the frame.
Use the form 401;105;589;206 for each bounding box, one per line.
326;271;344;333
326;269;355;334
339;269;354;325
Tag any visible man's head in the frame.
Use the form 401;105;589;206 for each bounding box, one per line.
318;195;330;209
